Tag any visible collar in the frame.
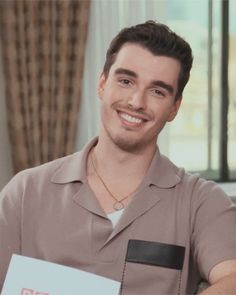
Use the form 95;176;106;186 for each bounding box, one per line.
51;137;182;188
51;137;98;184
143;147;182;188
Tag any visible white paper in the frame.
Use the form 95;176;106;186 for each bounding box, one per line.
2;254;120;295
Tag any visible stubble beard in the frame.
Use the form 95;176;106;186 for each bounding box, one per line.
101;102;160;153
105;125;158;153
111;135;142;152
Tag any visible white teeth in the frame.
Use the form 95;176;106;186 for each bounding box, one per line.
120;113;142;123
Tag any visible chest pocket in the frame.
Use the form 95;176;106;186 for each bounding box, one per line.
120;239;185;295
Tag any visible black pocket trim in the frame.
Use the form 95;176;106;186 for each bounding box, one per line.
125;239;185;270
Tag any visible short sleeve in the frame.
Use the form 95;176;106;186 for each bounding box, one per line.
191;180;236;281
0;173;23;290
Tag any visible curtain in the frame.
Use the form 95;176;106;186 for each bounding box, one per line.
0;0;90;173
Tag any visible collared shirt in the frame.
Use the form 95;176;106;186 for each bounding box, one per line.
1;137;236;294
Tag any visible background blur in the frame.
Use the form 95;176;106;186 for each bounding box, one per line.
0;0;235;197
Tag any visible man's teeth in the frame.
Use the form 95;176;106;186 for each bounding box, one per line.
120;113;143;123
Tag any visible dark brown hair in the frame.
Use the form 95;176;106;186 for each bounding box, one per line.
103;21;193;100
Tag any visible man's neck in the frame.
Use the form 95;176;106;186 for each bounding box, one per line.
93;135;157;182
86;134;157;213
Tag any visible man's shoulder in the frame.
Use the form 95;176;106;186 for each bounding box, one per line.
177;168;231;207
157;152;198;187
159;153;230;203
22;152;80;178
2;151;83;194
19;137;97;185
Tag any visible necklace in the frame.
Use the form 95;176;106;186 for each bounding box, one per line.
90;149;134;211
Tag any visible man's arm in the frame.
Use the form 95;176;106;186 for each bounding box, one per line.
200;260;236;294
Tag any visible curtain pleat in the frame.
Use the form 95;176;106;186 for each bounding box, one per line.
0;0;90;173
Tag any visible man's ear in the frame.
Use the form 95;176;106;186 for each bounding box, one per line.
98;73;106;100
167;97;182;122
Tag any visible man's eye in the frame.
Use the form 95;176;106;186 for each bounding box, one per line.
119;79;131;86
153;89;165;97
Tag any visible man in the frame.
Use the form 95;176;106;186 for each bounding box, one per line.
1;21;236;294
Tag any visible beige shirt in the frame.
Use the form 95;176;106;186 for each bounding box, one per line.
1;137;236;294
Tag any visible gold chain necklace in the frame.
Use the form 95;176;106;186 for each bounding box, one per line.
90;150;134;211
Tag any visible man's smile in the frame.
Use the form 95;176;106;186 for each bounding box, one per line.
116;109;149;128
120;112;143;123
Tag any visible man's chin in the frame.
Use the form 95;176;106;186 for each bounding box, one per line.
111;136;146;153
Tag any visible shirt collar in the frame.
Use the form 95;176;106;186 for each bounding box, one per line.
51;137;98;184
143;147;182;188
51;137;182;188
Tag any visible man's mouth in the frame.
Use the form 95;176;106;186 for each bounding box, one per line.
117;110;149;126
120;112;143;124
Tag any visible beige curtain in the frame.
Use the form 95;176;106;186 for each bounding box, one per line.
0;0;90;173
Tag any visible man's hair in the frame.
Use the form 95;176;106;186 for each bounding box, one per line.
103;21;193;100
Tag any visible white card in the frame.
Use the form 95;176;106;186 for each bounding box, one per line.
2;254;120;295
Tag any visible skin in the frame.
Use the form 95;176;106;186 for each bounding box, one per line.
87;43;182;213
200;261;236;294
98;43;182;155
87;42;236;292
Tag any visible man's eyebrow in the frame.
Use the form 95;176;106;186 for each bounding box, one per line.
114;68;174;95
114;68;138;78
151;80;174;95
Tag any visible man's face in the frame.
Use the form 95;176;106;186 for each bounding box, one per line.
98;43;182;152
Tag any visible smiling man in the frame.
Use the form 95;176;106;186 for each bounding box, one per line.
98;44;181;153
1;21;236;294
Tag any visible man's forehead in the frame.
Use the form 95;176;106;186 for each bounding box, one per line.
111;43;180;71
110;44;180;79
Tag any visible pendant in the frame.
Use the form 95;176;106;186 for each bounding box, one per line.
113;201;124;211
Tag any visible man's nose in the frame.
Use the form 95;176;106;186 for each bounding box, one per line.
127;90;146;110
